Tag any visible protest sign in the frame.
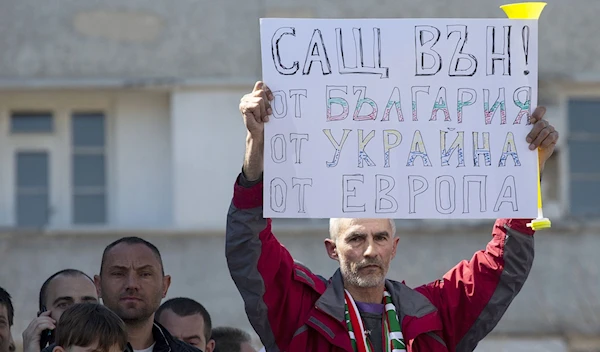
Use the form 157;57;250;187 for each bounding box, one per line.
260;18;538;219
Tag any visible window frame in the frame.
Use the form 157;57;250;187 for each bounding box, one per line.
10;111;55;134
71;111;108;225
563;96;600;217
14;150;51;227
0;91;114;230
556;84;600;220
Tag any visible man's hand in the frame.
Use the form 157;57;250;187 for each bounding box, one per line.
239;81;273;181
22;311;55;352
240;81;273;141
526;106;559;173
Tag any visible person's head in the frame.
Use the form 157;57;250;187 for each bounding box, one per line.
324;218;399;289
39;269;99;322
155;298;214;352
52;303;128;352
211;327;255;352
0;287;14;352
95;237;171;325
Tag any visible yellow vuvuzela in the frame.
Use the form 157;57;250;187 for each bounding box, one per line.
500;2;549;230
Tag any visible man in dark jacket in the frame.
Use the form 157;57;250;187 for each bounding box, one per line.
226;82;559;352
94;237;202;352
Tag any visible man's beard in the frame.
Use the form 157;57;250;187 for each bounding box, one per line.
114;303;155;325
341;258;386;288
104;294;161;325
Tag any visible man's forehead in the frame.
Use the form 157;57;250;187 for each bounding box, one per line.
104;243;161;267
46;275;97;299
163;309;205;327
342;218;392;233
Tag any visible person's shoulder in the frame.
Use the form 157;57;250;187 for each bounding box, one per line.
293;260;328;289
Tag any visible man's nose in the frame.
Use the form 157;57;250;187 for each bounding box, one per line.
125;272;141;290
363;237;377;257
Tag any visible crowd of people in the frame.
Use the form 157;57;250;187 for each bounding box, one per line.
1;82;559;352
0;237;258;352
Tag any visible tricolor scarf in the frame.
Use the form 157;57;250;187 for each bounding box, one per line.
344;289;406;352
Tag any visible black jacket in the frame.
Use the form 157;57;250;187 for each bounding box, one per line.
42;321;201;352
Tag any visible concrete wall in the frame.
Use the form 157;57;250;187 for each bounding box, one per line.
1;223;599;350
113;92;172;228
0;0;599;83
171;88;248;231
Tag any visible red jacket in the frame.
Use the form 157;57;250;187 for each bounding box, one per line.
226;175;535;352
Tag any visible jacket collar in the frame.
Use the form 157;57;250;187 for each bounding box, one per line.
152;322;173;352
315;269;438;323
125;322;173;352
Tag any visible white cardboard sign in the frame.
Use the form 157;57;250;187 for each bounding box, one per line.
260;18;538;219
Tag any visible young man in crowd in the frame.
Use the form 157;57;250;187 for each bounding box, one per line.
156;298;215;352
0;287;15;352
51;303;127;352
94;237;200;352
24;269;99;352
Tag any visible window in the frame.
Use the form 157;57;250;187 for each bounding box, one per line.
15;152;49;227
10;111;53;133
567;99;600;216
72;112;107;224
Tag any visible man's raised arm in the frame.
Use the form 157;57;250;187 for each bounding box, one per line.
415;107;558;351
226;82;324;351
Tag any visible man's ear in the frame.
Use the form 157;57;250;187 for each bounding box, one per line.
162;275;171;298
205;339;216;352
53;346;65;352
391;236;400;259
94;275;102;298
324;238;339;261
